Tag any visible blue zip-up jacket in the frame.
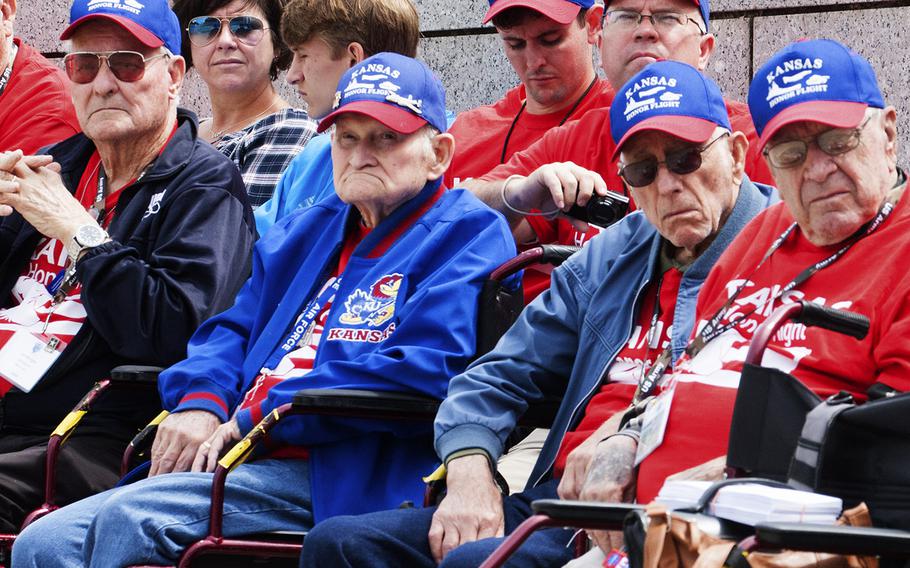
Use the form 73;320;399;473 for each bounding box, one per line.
435;178;777;489
158;179;518;521
0;108;254;438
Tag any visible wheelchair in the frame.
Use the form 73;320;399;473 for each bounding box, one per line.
477;299;888;568
3;244;580;567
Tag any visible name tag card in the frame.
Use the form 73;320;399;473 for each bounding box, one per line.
0;331;66;392
635;386;674;466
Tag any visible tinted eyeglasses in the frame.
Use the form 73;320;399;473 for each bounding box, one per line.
763;117;873;169
603;10;706;34
187;16;268;47
619;132;730;188
63;51;170;84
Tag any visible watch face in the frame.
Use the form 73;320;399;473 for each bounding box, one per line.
76;224;107;247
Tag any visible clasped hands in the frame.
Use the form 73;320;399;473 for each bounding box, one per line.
0;149;96;243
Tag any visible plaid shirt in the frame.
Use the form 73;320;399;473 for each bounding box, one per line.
214;108;317;208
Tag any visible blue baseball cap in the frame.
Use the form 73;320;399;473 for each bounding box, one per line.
610;60;731;160
606;0;710;31
484;0;595;25
749;39;884;149
61;0;182;56
318;53;448;135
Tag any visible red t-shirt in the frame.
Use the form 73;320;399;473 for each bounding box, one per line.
239;222;371;459
635;190;910;503
0;39;80;154
485;100;773;300
444;80;614;188
553;266;682;476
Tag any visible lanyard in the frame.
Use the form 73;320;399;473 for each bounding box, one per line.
499;77;598;164
0;43;18;99
260;276;342;372
631;190;900;404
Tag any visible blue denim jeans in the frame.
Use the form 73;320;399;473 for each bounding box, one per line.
12;458;313;567
300;479;575;568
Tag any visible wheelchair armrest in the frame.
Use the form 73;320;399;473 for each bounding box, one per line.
291;388;440;421
530;499;643;526
109;365;163;384
755;522;910;556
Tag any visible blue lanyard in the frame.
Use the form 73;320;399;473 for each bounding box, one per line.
261;277;342;372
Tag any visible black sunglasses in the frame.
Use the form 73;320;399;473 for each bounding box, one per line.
619;132;730;188
63;51;170;84
187;16;268;47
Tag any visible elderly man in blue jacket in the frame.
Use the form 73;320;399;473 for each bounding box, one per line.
12;52;518;568
299;61;778;568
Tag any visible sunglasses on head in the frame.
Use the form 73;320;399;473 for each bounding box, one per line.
763;116;872;169
187;15;267;47
618;132;730;188
63;51;170;84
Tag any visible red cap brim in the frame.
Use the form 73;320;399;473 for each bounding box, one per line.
483;0;581;25
758;101;868;150
60;13;164;50
612;116;718;161
318;101;428;134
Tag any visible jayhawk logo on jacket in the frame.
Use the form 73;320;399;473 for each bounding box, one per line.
338;274;403;327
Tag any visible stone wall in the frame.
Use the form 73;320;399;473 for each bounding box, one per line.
15;1;910;162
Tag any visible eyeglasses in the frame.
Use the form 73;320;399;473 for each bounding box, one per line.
187;16;268;47
763;117;873;169
619;132;729;187
63;51;170;84
604;10;706;34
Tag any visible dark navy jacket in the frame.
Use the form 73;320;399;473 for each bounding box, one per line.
0;108;255;438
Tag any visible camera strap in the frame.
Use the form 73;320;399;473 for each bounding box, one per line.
631;187;902;405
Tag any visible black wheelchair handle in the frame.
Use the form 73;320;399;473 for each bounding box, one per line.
793;300;870;340
539;244;580;265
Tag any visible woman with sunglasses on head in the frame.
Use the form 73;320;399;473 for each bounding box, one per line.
172;0;316;208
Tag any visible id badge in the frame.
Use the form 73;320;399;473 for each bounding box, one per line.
635;386;674;466
0;331;66;392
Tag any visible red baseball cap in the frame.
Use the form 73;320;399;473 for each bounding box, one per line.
483;0;595;26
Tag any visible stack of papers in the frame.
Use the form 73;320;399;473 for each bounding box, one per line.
655;480;842;526
654;480;712;510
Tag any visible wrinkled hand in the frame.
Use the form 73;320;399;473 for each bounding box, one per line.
502;163;608;231
578;434;638;553
558;412;623;501
0;150;93;240
150;410;222;476
428;454;504;563
191;419;242;473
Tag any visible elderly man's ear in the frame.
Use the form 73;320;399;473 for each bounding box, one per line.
1;0;16;34
166;55;187;101
729;130;749;185
426;132;456;182
881;106;898;164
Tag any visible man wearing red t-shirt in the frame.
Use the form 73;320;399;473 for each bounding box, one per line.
445;0;615;303
464;0;774;296
0;1;80;153
297;61;776;568
580;39;910;548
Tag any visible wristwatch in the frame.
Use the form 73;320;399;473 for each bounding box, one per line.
67;223;109;261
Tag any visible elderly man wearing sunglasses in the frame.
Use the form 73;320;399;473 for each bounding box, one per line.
171;0;316;208
0;0;254;534
298;60;775;568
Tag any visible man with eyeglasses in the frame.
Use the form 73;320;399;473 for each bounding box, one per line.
0;0;80;154
0;0;254;533
299;60;776;568
566;38;910;557
463;0;773;249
